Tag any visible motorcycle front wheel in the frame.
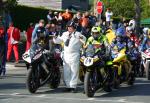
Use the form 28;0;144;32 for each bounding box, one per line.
26;69;38;93
112;68;120;89
79;66;85;82
84;71;96;97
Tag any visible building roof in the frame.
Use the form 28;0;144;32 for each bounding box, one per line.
18;0;61;10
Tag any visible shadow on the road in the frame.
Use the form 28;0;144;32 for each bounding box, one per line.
0;96;9;99
4;74;26;79
36;87;66;94
0;83;26;90
95;79;150;98
35;86;84;94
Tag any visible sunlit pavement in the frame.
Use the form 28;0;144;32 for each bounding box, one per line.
0;63;150;103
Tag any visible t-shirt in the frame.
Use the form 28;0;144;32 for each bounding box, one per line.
62;12;72;21
105;11;113;22
80;17;89;27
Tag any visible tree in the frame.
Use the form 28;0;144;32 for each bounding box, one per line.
101;0;135;18
141;0;150;19
93;0;150;19
134;0;141;36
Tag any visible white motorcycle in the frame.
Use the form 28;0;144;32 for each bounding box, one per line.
141;48;150;80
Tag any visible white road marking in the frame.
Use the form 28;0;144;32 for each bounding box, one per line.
117;99;126;102
87;98;95;100
11;93;21;95
35;94;46;97
0;93;144;103
1;98;12;101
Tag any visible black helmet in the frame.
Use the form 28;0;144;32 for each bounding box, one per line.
67;21;76;29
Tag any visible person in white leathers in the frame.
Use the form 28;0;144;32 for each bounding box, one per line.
53;21;86;93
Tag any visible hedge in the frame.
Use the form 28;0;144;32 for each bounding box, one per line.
10;5;81;31
10;5;48;31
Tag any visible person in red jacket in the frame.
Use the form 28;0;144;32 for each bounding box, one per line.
7;22;20;63
26;23;34;51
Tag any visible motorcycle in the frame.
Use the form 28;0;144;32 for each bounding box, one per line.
127;43;141;77
80;44;112;97
22;37;62;93
109;48;135;89
141;48;150;80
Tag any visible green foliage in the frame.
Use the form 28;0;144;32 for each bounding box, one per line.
93;0;150;19
102;0;135;18
141;0;150;19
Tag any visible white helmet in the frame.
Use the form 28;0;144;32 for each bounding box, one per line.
143;27;149;35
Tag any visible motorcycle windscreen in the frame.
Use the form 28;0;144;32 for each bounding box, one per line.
29;44;43;61
85;44;101;57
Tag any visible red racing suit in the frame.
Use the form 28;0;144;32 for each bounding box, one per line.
26;27;34;51
7;26;20;62
130;34;140;47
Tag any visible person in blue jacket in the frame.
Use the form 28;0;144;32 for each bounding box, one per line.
31;19;47;44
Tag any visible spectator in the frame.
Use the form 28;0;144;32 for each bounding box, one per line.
49;23;57;36
26;23;34;51
47;10;56;24
32;19;46;44
7;22;20;63
80;13;89;37
45;23;51;35
72;11;82;32
89;12;97;27
0;16;5;75
62;9;72;22
62;9;72;29
55;12;63;31
105;8;113;27
57;12;63;21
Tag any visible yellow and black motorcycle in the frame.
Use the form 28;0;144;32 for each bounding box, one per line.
108;47;135;89
80;44;112;97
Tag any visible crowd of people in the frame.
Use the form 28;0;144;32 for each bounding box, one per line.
0;8;150;92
